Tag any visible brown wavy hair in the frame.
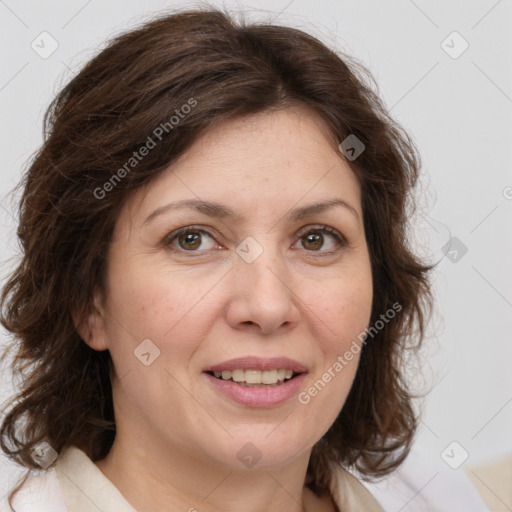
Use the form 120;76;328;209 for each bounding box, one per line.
1;6;432;507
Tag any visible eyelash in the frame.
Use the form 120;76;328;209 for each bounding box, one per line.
162;224;348;257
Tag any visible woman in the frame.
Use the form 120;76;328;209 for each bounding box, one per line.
0;8;433;511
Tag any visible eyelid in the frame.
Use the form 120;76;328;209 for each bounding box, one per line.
160;224;222;250
294;224;347;244
292;224;348;256
162;223;348;255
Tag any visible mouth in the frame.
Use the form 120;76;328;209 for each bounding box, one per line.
205;368;301;388
202;356;308;407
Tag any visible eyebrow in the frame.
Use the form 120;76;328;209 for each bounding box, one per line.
142;198;359;226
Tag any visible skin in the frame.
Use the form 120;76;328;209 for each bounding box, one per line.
81;106;373;512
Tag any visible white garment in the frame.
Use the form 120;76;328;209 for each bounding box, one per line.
0;467;67;512
1;444;497;512
1;446;384;511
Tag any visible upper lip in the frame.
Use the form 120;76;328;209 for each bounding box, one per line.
203;357;308;373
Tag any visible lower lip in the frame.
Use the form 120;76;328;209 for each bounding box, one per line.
204;372;307;408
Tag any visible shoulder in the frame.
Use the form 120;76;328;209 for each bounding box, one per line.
466;455;512;511
0;468;68;512
328;461;385;511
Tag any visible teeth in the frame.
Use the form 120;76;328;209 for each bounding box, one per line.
232;369;245;382
211;368;297;385
262;369;278;384
245;370;261;384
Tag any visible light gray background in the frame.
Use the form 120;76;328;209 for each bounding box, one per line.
1;0;511;504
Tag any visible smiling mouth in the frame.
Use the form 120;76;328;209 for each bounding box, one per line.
205;369;301;388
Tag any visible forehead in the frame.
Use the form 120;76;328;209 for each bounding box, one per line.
125;107;362;225
178;106;344;173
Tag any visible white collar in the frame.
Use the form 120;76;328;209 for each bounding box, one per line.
53;446;383;511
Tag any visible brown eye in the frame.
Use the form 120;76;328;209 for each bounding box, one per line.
177;231;202;250
166;228;218;252
301;232;323;250
293;226;346;254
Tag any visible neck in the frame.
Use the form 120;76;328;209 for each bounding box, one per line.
95;432;328;512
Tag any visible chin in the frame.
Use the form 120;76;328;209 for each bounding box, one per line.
200;428;315;471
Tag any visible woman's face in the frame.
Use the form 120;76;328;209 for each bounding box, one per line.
88;107;373;470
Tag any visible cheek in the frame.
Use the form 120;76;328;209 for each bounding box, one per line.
102;264;211;417
315;288;370;386
297;290;371;439
105;257;190;334
301;268;372;409
311;270;373;346
102;258;226;371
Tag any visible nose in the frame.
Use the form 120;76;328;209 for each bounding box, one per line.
224;245;300;335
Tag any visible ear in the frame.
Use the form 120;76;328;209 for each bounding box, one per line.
73;287;109;351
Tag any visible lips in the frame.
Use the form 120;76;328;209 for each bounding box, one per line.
203;356;308;407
